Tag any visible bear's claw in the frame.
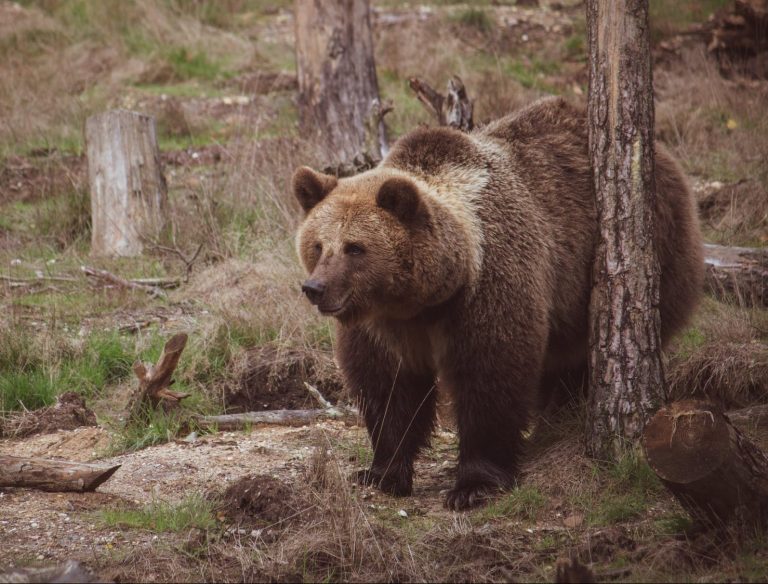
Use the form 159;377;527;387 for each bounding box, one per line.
444;483;498;510
354;468;412;497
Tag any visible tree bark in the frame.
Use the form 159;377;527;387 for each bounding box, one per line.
0;455;120;492
294;0;387;166
586;0;665;460
704;243;767;308
85;110;168;257
642;399;768;530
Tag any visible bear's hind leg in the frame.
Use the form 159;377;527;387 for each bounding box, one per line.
338;326;437;497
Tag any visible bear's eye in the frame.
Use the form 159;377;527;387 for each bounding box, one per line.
345;243;365;256
313;242;322;254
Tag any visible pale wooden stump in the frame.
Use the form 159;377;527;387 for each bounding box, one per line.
85;110;168;256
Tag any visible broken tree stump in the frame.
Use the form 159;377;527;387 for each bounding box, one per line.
0;455;120;492
86;109;168;257
408;75;474;131
704;243;767;308
642;399;768;530
127;333;190;422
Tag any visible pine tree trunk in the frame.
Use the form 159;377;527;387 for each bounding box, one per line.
86;110;168;257
586;0;666;460
294;0;386;166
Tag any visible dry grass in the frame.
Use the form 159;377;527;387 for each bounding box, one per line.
668;299;768;408
656;48;768;192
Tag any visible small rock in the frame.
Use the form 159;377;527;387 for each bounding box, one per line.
398;509;408;518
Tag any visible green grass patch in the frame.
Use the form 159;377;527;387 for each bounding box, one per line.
478;485;546;522
650;0;730;41
165;47;228;82
0;331;133;411
654;512;694;535
98;494;217;532
107;407;194;454
673;326;707;359
584;450;662;525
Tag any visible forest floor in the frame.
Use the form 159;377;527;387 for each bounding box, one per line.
1;0;767;582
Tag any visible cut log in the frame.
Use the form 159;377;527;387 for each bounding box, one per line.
0;455;120;492
408;75;474;131
85;110;168;257
196;408;359;431
642;399;768;529
704;243;767;308
127;333;190;422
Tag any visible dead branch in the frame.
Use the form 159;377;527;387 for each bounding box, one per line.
408;75;474;131
0;455;120;492
127;333;190;422
147;241;203;282
704;243;767;308
81;265;179;297
195;408;360;431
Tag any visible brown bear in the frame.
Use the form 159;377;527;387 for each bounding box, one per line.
292;97;704;510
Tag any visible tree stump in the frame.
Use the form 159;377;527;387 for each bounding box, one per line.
85;110;168;257
642;399;768;530
294;0;387;166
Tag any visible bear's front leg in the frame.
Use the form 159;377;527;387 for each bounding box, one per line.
442;333;541;510
337;326;437;497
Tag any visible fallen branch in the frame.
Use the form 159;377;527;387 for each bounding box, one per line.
127;333;190;422
195;408;359;431
642;399;768;530
704;243;767;308
0;455;120;492
81;265;179;297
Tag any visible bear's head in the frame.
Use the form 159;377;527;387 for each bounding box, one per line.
293;166;473;324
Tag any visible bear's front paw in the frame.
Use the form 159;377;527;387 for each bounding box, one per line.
444;482;501;510
354;468;412;497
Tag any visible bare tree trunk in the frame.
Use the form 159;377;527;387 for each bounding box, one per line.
294;0;387;166
86;110;168;257
586;0;665;460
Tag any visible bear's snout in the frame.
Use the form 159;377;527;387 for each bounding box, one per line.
301;279;326;305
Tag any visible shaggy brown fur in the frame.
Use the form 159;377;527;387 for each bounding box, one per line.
293;97;704;510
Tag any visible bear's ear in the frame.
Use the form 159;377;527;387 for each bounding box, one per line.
293;166;338;213
375;177;424;222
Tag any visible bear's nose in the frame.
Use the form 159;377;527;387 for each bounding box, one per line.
301;279;326;305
